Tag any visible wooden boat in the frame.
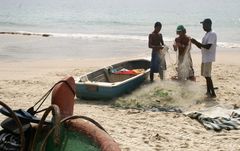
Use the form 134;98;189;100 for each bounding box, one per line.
75;59;150;100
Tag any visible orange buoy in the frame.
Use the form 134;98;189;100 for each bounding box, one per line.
51;76;76;119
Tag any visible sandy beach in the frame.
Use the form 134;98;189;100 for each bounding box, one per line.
0;47;240;150
1;0;240;150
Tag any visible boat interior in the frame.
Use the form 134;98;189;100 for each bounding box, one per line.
79;60;150;83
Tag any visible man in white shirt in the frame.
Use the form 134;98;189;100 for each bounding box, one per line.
191;18;217;98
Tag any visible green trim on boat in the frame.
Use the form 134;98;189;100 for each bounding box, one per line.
35;126;100;151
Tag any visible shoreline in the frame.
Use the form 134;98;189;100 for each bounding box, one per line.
0;49;239;79
0;34;239;62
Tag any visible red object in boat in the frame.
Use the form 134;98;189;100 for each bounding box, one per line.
114;70;137;75
51;76;76;119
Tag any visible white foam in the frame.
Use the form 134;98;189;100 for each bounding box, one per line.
217;42;240;48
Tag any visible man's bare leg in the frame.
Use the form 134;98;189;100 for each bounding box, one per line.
159;70;164;80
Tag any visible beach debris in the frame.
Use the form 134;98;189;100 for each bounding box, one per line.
186;110;240;131
153;89;169;97
148;106;182;113
233;104;240;109
127;109;141;114
0;31;52;37
180;143;189;148
150;133;169;142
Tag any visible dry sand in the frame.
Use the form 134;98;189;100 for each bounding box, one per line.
0;50;240;150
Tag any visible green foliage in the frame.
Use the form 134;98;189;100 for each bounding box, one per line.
153;89;169;97
112;88;176;111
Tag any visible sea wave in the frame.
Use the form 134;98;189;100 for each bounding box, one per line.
217;42;240;48
0;31;175;42
1;31;239;48
53;32;148;41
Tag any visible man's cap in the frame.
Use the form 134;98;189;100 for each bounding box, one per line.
154;22;162;28
200;18;212;24
176;25;185;32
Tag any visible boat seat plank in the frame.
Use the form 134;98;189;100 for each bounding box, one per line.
91;74;108;82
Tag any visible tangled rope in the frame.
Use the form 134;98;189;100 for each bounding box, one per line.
30;105;61;151
0;101;25;151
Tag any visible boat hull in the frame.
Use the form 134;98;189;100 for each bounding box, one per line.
76;73;148;100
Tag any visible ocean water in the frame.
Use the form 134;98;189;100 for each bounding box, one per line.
0;0;240;60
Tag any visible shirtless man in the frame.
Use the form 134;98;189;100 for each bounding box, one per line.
148;22;166;81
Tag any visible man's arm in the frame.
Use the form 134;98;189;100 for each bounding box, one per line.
148;34;153;48
191;38;212;49
160;34;164;46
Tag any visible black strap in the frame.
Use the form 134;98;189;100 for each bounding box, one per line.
0;108;51;124
27;79;75;115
